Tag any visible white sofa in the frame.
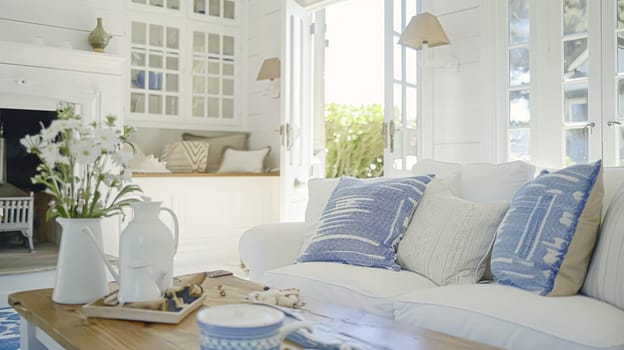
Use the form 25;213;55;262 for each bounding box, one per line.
239;162;624;350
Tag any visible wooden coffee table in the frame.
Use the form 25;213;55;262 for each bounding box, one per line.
9;274;498;350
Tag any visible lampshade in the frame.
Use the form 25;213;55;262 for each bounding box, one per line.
256;57;281;80
398;12;450;50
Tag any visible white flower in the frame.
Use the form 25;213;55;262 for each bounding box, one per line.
112;149;133;167
94;128;119;152
20;134;42;152
39;144;62;167
73;140;100;164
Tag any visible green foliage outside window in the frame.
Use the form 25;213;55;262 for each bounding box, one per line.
325;103;384;178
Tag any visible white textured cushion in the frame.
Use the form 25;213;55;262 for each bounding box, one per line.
262;262;437;319
412;159;462;195
461;160;535;202
583;181;624;310
394;284;624;350
397;180;508;285
182;132;248;172
217;146;270;173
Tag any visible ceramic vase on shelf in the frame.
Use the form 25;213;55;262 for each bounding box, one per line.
88;17;111;53
52;218;108;304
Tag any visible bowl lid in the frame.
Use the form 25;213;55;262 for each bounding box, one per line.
197;304;284;328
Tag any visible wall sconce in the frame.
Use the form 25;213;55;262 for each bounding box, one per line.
398;12;458;70
256;57;281;98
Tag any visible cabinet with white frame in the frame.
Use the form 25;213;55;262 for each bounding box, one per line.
124;0;245;131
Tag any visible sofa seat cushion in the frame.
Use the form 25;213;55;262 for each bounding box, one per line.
394;284;624;350
261;262;437;319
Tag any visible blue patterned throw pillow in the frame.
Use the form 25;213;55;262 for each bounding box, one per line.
297;175;433;270
491;160;604;296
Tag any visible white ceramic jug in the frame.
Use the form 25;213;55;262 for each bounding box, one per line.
117;198;179;303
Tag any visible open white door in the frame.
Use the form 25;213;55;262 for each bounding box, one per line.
280;0;313;221
383;0;421;177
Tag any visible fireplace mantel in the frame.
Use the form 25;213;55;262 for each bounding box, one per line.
0;40;125;76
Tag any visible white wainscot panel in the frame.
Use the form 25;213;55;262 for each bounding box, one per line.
131;176;281;274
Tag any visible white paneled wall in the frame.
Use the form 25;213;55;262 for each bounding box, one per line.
0;0;124;53
422;0;497;163
245;0;283;170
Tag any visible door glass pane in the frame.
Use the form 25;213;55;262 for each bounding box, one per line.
167;0;180;10
148;95;162;114
618;78;624;121
564;38;588;79
193;59;205;74
131;51;146;66
207;97;219;117
209;0;220;16
166;74;178;92
149;54;163;68
165;96;178;115
222;79;234;95
223;63;234;75
618;32;624;73
192;96;205;117
166;28;179;49
150;0;164;7
130;93;145;113
564;83;589;122
509;90;530;127
208;34;220;54
132;22;146;45
393;84;403;126
194;0;206;14
131;70;145;89
565;128;589;165
148;72;162;90
619;0;624;28
393;0;402;33
193;76;205;93
563;0;588;35
223;36;234;56
208;60;220;74
406;86;417;127
509;128;530;161
509;47;530;86
222;99;234;118
149;25;164;47
405;128;418;170
393;43;402;81
224;0;235;19
207;78;220;94
193;32;205;52
509;0;529;45
406;49;417;85
167;56;179;70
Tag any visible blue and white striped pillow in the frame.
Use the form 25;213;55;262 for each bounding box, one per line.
491;160;603;296
297;175;433;270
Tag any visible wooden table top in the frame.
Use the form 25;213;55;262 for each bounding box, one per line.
9;274;498;350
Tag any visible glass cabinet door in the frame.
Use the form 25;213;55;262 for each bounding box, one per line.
130;20;181;117
191;26;237;121
193;0;236;20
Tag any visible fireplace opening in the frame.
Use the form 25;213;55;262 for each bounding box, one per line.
0;108;58;250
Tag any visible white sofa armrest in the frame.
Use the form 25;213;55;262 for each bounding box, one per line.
239;222;305;281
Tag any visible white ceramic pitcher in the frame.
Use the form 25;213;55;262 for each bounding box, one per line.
84;197;179;303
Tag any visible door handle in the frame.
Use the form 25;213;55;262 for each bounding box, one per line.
389;120;395;153
608;120;622;127
584;122;595;135
382;122;388;148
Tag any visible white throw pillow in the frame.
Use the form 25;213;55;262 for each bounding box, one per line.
461;161;534;202
397;179;509;285
583;181;624;310
412;159;462;195
217;146;270;173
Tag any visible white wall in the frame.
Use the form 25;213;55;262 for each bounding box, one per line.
422;0;497;163
245;0;283;170
0;0;124;54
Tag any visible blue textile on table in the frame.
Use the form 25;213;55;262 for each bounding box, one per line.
0;307;20;350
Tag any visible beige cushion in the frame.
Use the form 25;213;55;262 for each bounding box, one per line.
217;147;270;173
397;180;509;285
583;179;624;310
182;133;248;172
160;141;209;173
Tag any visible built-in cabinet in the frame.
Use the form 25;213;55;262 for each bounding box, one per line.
125;0;244;130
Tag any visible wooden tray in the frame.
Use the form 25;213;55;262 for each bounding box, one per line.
83;293;205;324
